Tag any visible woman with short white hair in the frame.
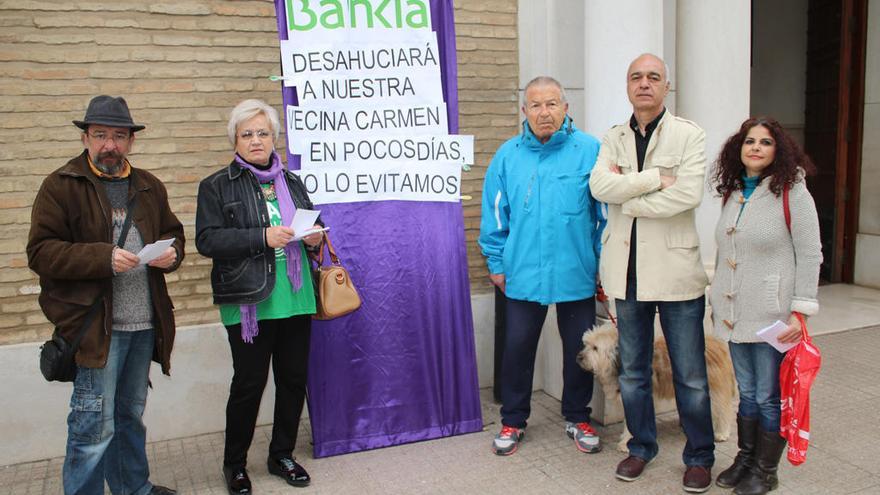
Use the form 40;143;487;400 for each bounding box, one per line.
196;99;325;494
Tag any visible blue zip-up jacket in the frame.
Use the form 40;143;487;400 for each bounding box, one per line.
479;117;605;305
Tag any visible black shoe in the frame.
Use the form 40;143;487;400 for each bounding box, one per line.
223;466;252;495
148;486;177;495
268;456;311;487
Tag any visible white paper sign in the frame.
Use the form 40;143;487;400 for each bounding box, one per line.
288;25;435;45
286;102;449;153
280;38;440;79
284;1;433;41
290;69;444;108
296;162;462;204
279;0;473;205
288;27;434;46
300;135;474;167
756;320;798;353
136;238;175;265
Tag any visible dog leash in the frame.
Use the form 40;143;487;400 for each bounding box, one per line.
596;285;617;326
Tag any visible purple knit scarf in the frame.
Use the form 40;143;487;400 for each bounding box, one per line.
234;151;302;343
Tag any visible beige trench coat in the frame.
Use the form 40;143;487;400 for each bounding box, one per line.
589;111;709;301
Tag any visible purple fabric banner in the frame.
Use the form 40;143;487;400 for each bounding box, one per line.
274;0;482;457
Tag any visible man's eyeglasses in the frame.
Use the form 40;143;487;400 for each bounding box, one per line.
88;131;131;144
239;130;272;141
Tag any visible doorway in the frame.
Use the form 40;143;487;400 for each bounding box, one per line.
751;0;867;283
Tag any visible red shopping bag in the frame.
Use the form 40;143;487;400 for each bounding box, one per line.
779;312;821;466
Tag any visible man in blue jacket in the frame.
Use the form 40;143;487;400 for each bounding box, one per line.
479;76;605;456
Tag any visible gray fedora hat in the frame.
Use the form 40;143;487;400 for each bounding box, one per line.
73;95;145;131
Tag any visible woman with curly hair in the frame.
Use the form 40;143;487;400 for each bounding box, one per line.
709;117;822;495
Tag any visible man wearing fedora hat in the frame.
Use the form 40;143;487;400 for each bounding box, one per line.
27;96;184;495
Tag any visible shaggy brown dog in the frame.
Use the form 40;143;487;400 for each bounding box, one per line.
577;322;736;452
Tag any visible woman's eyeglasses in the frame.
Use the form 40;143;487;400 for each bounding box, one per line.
239;130;272;140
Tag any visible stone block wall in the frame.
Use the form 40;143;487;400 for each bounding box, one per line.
456;0;520;292
0;0;519;344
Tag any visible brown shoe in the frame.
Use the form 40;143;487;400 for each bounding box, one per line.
615;455;649;481
683;465;712;493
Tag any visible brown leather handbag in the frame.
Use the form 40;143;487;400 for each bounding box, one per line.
311;233;361;320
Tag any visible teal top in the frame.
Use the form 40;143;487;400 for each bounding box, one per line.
219;182;316;325
736;174;761;225
742;174;760;200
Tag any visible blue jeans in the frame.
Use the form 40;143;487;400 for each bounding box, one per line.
63;329;155;495
728;342;785;432
616;289;715;467
500;297;596;428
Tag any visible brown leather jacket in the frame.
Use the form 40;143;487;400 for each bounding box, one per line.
27;151;185;375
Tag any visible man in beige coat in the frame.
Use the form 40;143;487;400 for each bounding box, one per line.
589;54;714;493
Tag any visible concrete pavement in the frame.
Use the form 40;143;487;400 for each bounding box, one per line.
3;324;879;494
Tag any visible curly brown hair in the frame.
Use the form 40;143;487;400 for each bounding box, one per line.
712;116;815;198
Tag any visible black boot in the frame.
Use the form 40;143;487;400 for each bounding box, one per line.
734;428;787;495
716;415;758;488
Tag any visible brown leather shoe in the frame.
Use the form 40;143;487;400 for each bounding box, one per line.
683;465;712;493
615;455;649;481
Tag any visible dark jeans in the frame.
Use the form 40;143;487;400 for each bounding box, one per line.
616;276;715;466
500;297;596;428
728;342;785;432
224;315;311;470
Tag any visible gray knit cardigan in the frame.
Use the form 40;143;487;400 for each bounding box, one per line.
709;176;822;343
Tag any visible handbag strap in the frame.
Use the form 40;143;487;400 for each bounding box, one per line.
317;233;341;266
69;194;138;351
783;186;791;232
115;194;138;250
68;298;103;350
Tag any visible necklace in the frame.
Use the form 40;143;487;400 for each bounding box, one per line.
261;183;277;201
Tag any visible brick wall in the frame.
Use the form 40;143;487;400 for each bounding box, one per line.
0;0;519;345
456;0;520;293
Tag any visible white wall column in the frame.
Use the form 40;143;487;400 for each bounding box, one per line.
519;0;586;126
576;1;670;424
855;0;880;288
583;1;667;137
676;0;752;265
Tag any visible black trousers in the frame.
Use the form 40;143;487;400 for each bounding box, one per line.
499;297;596;428
223;315;311;469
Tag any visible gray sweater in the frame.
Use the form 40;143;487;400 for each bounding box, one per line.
709;177;822;343
104;179;154;332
